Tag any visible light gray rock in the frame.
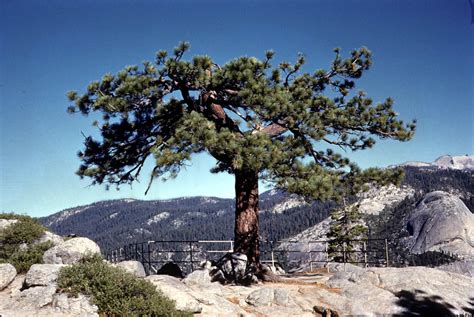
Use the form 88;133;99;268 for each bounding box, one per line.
52;293;99;316
197;293;252;316
115;260;146;277
0;273;25;297
0;219;17;231
145;274;249;315
0;263;17;290
34;231;64;246
371;267;474;307
145;275;202;313
326;266;474;315
437;259;474;277
6;285;57;310
25;264;67;287
246;287;296;307
183;269;212;286
433;154;474;170
43;237;101;264
327;262;364;273
137;266;474;316
406;191;474;257
246;287;274;306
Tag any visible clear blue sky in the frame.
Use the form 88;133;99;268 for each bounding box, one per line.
1;0;472;217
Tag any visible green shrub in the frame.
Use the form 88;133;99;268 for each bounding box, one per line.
0;213;47;247
7;241;54;273
57;256;191;316
0;213;51;272
0;213;28;220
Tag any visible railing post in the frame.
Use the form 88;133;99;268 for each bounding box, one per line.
343;242;346;272
325;241;329;273
189;241;194;272
308;242;312;272
270;241;275;270
385;239;389;267
147;242;151;276
364;241;368;268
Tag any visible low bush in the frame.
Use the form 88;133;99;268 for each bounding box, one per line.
57;255;191;316
6;241;54;273
0;213;51;272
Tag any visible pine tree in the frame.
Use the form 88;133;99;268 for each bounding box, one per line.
67;42;416;272
327;201;367;263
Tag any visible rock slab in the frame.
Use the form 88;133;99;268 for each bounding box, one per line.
43;237;101;264
114;260;146;277
0;263;17;290
25;264;66;287
146;275;202;313
406;191;474;257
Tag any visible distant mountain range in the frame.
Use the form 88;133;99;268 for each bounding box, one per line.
39;190;335;254
392;154;474;170
39;156;473;256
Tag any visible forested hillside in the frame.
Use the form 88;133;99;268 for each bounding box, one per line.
40;192;335;254
40;167;472;255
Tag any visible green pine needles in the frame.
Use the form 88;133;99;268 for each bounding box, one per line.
327;202;367;263
67;42;415;197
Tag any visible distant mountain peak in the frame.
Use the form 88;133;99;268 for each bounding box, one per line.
433;154;474;170
394;154;474;170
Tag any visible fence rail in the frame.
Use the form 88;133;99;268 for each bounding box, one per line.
106;238;390;275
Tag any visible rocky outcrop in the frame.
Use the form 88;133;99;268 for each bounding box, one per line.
33;231;64;247
434;154;474;170
52;293;99;316
135;262;473;316
246;287;297;307
405;191;474;257
1;283;98;316
43;237;101;264
0;264;17;291
357;184;415;215
437;259;474;278
325;266;474;315
0;265;98;316
396;154;474;170
277;184;416;272
25;264;66;287
4;257;471;316
146;273;251;315
114;260;146;277
183;268;212;286
146;275;203;313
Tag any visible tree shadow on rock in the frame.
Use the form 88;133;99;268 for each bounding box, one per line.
394;289;457;317
462;297;474;315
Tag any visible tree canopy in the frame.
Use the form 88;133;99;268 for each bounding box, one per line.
68;42;416;269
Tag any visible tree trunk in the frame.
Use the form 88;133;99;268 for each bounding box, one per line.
234;170;260;268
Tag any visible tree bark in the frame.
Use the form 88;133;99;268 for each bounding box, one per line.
234;170;260;268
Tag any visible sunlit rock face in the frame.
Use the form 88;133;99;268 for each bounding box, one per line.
433;155;474;170
405;191;474;257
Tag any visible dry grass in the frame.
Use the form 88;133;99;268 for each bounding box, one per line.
225;296;240;305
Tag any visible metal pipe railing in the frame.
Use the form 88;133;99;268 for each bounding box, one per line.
106;238;390;274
